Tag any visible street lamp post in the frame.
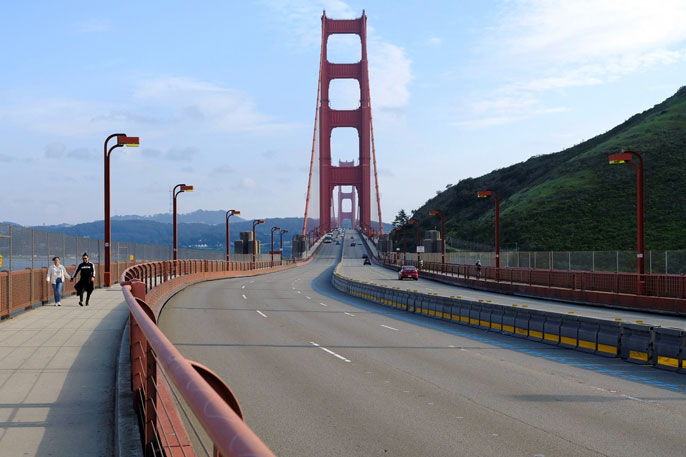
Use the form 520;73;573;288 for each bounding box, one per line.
252;219;265;268
477;190;500;268
609;150;645;288
280;229;289;264
271;226;281;267
225;209;240;263
428;210;445;270
173;184;194;261
408;219;420;268
104;133;139;287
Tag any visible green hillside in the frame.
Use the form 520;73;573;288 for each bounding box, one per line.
408;86;686;251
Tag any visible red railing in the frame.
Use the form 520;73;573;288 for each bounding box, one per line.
120;252;323;456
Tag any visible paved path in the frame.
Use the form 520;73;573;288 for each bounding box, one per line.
0;285;138;457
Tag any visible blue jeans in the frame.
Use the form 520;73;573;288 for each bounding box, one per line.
52;278;63;303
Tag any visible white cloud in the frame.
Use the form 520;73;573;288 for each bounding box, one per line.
427;37;441;46
457;0;686;128
133;76;297;133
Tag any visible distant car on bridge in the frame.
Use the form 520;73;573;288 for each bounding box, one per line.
363;258;371;265
398;265;418;280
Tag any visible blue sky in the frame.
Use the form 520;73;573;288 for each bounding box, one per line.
1;0;685;226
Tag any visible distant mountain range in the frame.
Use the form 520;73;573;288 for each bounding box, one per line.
16;210;393;253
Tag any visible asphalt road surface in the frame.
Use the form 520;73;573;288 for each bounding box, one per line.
159;231;686;457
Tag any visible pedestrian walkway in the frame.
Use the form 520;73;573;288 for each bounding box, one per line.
0;285;139;457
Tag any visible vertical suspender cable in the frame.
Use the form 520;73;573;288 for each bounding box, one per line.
302;27;325;237
367;80;384;236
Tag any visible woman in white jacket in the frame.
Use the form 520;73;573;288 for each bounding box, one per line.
46;256;69;306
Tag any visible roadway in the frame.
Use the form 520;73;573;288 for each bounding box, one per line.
159;231;686;457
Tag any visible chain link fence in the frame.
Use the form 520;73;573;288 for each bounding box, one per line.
400;249;686;274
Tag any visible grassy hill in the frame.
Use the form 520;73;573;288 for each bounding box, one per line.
408;86;686;251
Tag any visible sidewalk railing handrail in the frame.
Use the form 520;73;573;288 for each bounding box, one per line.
119;247;326;456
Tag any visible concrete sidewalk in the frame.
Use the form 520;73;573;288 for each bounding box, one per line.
0;285;140;457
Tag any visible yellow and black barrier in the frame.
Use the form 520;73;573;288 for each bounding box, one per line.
653;327;684;371
620;323;654;365
331;271;684;374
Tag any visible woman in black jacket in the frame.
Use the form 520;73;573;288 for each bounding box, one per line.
71;253;95;306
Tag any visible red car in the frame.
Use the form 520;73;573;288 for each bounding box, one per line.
398;265;418;280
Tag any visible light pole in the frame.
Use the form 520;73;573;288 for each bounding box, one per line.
409;219;421;268
271;226;281;267
173;184;194;260
477;190;500;268
280;229;289;264
252;219;264;268
428;209;445;270
104;133;139;286
225;209;240;263
609;150;645;283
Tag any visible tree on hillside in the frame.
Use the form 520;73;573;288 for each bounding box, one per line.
393;209;409;228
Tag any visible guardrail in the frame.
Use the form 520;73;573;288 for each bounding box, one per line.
119;240;325;457
331;267;686;375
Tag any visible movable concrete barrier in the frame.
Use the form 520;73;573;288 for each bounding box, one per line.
469;302;481;328
501;307;516;335
560;315;579;349
596;320;622;358
543;314;562;346
653;327;684;371
458;301;471;326
620;323;655;365
478;303;492;330
577;318;600;354
440;297;452;320
514;308;530;338
527;310;546;342
489;305;504;332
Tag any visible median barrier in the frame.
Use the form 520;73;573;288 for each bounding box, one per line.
620;323;655;365
468;302;482;328
596;320;622;358
559;315;579;349
501;306;516;335
514;307;530;338
653;327;684;371
576;318;600;354
527;310;545;342
332;268;685;375
478;303;492;330
543;314;562;345
458;301;471;326
489;304;504;332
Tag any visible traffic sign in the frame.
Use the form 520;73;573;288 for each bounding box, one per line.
416;246;425;253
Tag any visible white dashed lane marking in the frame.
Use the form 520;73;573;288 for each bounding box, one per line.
256;310;267;318
310;342;351;363
242;294;247;300
381;325;399;331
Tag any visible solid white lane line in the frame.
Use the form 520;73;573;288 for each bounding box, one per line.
344;312;355;316
309;342;351;363
256;310;267;318
381;324;399;331
242;294;247;300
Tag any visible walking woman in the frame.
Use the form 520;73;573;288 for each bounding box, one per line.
71;252;95;306
46;256;69;306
